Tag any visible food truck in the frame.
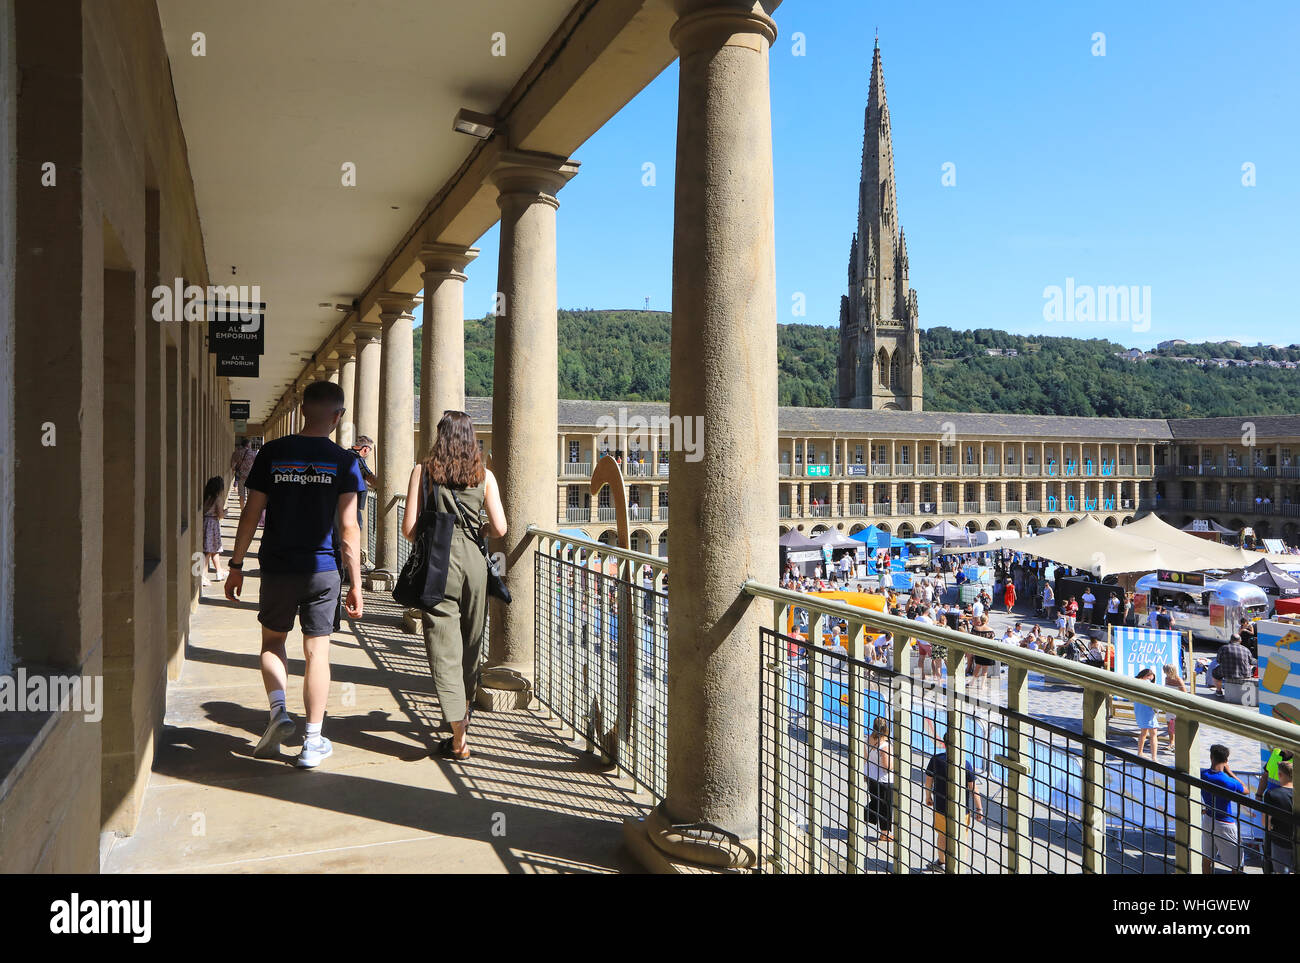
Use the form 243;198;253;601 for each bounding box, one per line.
1134;570;1270;644
902;537;934;570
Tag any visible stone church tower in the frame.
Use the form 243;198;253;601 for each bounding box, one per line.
837;41;923;410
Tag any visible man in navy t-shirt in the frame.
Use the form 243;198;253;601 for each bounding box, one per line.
226;380;365;770
924;728;983;872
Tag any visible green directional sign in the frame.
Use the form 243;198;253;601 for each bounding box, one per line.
806;464;831;477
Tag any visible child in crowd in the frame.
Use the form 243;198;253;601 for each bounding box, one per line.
202;475;227;585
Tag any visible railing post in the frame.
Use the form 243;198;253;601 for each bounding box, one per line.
1081;687;1108;873
807;610;824;873
944;643;969;874
616;557;636;770
1173;715;1203;874
891;632;913;875
845;620;866;874
1002;665;1032;873
771;599;789;873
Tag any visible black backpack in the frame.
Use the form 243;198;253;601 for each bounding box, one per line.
392;470;455;611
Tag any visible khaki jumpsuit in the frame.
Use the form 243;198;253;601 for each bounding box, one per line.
419;476;487;725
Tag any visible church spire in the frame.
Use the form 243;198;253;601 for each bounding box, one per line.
840;40;922;411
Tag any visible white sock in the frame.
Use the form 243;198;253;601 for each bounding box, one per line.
269;689;286;714
305;721;322;746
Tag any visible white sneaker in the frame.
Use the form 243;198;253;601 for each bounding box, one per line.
296;737;333;769
202;577;211;586
253;707;295;758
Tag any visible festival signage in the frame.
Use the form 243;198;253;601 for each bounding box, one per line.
1256;621;1300;766
216;353;260;377
846;464;868;477
1156;570;1205;587
806;464;830;477
208;305;266;355
1109;626;1185;679
1210;603;1226;630
786;550;821;563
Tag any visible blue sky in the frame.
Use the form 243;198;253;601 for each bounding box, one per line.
432;0;1299;350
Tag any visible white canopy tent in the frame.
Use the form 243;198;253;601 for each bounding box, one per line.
1121;514;1259;570
975;515;1206;578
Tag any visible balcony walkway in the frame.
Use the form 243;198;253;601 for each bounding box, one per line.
102;509;649;874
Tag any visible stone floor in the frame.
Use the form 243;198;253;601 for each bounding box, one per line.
102;508;650;874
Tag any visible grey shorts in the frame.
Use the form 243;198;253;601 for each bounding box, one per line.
1270;840;1294;873
1202;814;1243;870
258;570;342;637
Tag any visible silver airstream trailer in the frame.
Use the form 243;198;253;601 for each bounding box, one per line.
1134;571;1270;643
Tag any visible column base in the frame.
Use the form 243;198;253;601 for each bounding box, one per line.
474;665;533;711
363;569;396;592
622;803;756;873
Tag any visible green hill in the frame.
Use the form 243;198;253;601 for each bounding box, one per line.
412;310;1300;418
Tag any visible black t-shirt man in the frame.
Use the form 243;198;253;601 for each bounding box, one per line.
1263;784;1294;852
926;750;977;812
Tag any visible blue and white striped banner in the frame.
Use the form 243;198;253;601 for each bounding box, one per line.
1110;626;1184;679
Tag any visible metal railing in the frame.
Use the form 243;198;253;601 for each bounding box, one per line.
530;526;668;802
746;583;1300;874
394;495;411;571
560;461;592;477
520;525;1300;874
365;490;377;564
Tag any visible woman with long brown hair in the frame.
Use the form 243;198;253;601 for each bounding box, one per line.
402;411;507;760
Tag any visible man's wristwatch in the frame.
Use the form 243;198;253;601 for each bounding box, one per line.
229;561;243;570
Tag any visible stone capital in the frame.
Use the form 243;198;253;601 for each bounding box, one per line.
316;357;339;376
670;3;777;55
375;292;421;325
490;148;579;210
419;242;479;281
332;343;356;360
350;321;383;345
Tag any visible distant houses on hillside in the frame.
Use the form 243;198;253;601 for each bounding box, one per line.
1114;347;1298;369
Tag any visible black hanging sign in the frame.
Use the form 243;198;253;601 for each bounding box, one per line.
208;301;266;355
216;353;260;377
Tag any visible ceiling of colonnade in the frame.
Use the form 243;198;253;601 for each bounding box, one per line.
156;0;591;420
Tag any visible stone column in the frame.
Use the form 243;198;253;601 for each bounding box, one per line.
482;149;578;706
625;0;778;872
374;295;419;574
335;344;356;446
352;323;382;448
317;358;339;396
418;243;479;452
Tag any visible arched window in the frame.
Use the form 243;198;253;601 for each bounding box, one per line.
889;350;901;391
877;347;890;388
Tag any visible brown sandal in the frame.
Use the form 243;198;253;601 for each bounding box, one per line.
438;737;471;760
